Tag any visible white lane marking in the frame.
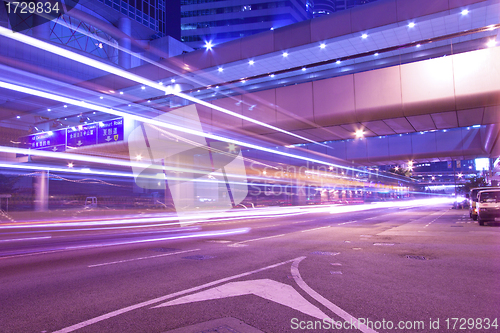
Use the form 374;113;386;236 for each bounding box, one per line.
338;221;357;225
53;256;305;333
0;236;51;242
153;279;330;320
330;271;343;275
301;226;330;232
373;243;394;246
291;257;378;333
229;233;285;246
330;263;342;266
88;249;200;268
0;249;67;260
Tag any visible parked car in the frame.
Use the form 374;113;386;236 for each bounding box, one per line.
469;187;500;220
476;189;500;226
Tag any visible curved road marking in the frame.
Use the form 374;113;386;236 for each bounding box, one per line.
53;256;305;333
291;257;378;333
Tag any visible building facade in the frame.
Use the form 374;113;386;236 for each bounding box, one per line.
180;0;314;48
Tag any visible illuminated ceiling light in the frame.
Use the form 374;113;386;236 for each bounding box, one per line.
394;166;399;171
109;90;115;93
93;111;96;114
431;176;435;180
147;100;151;103
361;33;368;39
374;52;379;56
457;173;463;178
204;40;214;50
416;44;421;48
119;91;123;95
336;60;341;64
320;43;326;49
461;9;469;15
487;39;497;47
141;86;145;90
282;52;288;57
136;154;142;161
301;67;306;71
170;78;175;83
408;160;414;167
16;115;20;119
270;74;275;77
215;86;219;89
329;166;333;171
487;24;495;31
47;108;51;111
218;67;223;72
270;27;274;30
63;105;67;108
248;60;255;65
99;96;103;99
128;104;131;107
355;129;365;138
67;162;74;168
159;82;163;85
241;79;246;83
408;22;415;28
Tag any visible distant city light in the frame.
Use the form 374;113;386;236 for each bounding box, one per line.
362;33;368;39
408;22;415;28
204;40;214;50
461;9;469;15
457;173;463;178
355;129;364;138
475;158;490;171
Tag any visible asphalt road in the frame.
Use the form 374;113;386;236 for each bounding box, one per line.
1;202;499;333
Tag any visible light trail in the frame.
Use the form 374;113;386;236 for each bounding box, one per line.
0;81;394;179
0;26;320;145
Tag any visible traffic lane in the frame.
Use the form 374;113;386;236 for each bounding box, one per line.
0;206;436;332
0;205;471;332
42;205;500;333
0;204;420;259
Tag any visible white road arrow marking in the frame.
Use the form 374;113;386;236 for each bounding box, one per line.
105;136;111;142
52;147;57;151
77;140;82;146
153;278;330;320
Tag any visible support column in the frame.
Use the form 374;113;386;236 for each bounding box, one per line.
118;17;131;69
34;170;49;211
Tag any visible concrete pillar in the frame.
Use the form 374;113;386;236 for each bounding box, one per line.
118;17;131;69
32;15;51;40
34;170;49;211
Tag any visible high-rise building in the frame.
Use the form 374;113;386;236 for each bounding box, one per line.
313;0;378;17
180;0;314;49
